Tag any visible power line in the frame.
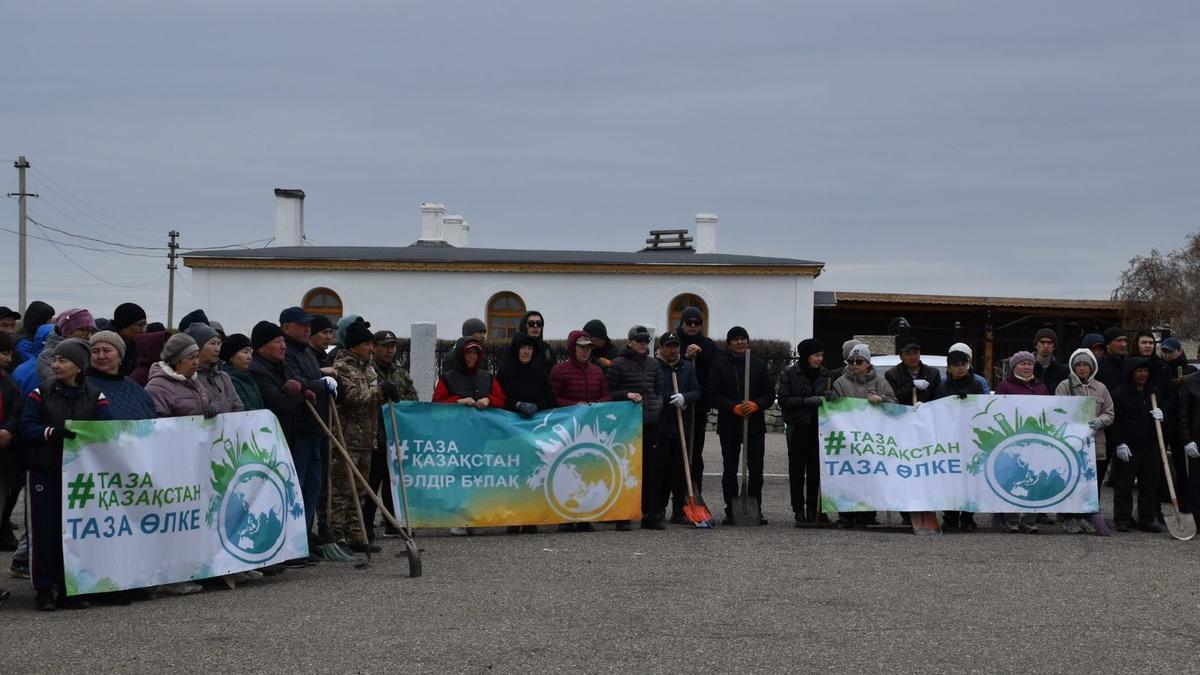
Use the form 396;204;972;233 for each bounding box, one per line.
29;220;166;289
0;223;163;258
26;211;164;251
29;165;159;237
178;237;273;253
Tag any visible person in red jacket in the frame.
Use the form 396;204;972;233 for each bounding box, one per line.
432;339;505;409
548;330;612;532
549;330;612;408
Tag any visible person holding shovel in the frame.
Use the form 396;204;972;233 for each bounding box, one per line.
777;338;834;527
706;326;774;526
332;322;383;552
656;332;701;525
1109;357;1169;532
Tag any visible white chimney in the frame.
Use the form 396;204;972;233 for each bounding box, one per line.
419;202;446;242
695;213;717;254
442;215;470;247
273;189;305;247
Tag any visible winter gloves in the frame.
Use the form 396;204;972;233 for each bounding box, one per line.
733;401;759;417
668;393;686;408
515;402;538;418
1116;444;1132;462
321;376;339;395
282;379;302;398
203;402;219;419
45;426;77;441
1088;418;1104;430
1185;442;1199;459
381;382;401;402
1150;408;1163;422
912;379;930;391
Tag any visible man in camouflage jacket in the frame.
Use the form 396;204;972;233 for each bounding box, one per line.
365;330;418;539
331;324;382;549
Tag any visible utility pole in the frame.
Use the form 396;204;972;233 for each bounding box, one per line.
167;230;180;329
7;156;37;312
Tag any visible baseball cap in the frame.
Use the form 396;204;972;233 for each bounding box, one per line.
279;306;313;324
373;330;400;345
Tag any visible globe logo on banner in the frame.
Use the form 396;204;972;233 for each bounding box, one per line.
531;413;640;523
983;433;1079;509
217;465;288;564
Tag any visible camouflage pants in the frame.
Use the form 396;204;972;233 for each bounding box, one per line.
331;444;373;544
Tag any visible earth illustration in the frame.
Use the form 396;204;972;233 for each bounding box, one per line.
222;470;285;556
992;440;1070;503
547;446;619;519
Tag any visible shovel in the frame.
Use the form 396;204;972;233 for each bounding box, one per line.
332;405;372;569
734;349;762;525
316;407;359;563
672;371;712;528
908;388;941;535
1151;393;1196;541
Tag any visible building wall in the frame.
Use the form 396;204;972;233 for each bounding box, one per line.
189;267;815;345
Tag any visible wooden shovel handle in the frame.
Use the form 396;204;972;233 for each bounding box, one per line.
1150;393;1182;510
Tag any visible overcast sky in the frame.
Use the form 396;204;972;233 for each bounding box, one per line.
3;1;1198;321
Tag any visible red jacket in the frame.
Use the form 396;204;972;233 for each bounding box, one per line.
550;332;612;407
433;377;506;408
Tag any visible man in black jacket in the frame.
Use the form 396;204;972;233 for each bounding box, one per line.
777;338;833;526
676;307;719;495
280;306;335;546
1033;328;1070;394
1095;327;1127;393
885;336;941;406
1109;357;1170;532
656;332;702;524
705;326;775;525
607;325;663;530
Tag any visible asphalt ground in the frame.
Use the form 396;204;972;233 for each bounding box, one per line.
2;433;1198;673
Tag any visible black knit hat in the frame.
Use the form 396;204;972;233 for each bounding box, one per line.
251;321;285;350
54;337;92;373
178;308;210;332
219;333;251;362
726;326;749;342
1102;327;1125;345
796;338;824;360
583;319;608;341
681;307;703;324
113;303;147;331
1034;327;1057;345
310;314;334;333
345;321;374;349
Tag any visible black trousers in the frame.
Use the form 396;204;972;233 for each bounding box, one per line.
786;423;819;517
361;446;396;536
720;429;765;508
640;424;664;517
1114;445;1160;525
659;427;689;514
688;406;708;493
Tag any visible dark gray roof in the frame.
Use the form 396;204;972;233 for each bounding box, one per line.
183;244;823;268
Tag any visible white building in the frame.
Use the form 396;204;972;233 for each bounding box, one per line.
184;190;824;345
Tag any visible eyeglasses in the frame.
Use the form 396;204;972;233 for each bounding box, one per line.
526;321;543;328
631;337;651;344
683;320;702;327
847;358;867;365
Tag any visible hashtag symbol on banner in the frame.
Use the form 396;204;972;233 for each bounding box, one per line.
823;431;847;455
66;473;96;509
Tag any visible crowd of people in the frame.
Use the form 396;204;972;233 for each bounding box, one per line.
1;299;1197;612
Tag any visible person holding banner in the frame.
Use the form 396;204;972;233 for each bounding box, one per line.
994;351;1049;533
85;331;155;421
550;329;612;532
145;333;214;419
777;338;834;526
607;325;664;530
1109;357;1170;532
1054;348;1115;535
707;326;775;526
936;344;989;531
832;343;895;528
20;338;111;611
499;332;556;534
434;337;506;536
885;336;942;408
220;334;264;411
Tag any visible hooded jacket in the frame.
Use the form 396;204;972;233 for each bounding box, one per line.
131;331;169;386
12;324;55;394
145;362;210;418
777;341;833;427
1109;356;1171;450
657;355;701;438
433;338;506;408
517;312;556;374
14;300;54;364
833;365;897;403
196;364;245;414
706;348;775;435
607;345;664;424
550;330;611;406
85;368;156;421
1175;369;1200;452
333;348;383;449
1054;349;1115;461
35;331;66;384
498;333;556;413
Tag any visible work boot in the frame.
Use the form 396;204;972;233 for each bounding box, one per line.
961;514;978;531
1063;517;1082;534
641;516;665;531
722;506;735;527
793;513;805;528
942;513;960;532
1137;520;1163;533
669;508;685;525
36;589;57;612
348;541;382;553
614;521;632;532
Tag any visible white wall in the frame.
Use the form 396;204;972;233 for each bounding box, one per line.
188;268;815;347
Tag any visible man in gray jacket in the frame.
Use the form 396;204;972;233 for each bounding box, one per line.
607;325;664;530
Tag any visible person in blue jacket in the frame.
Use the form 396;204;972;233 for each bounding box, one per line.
656;332;702;525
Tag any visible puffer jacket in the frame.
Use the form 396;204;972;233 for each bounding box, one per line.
550;330;611;406
1110;356;1172;450
995;374;1049;395
1054;348;1115;461
196;364;244;414
144;362;209;418
657;356;701;439
607;346;663;424
334;349;382;450
777;364;833;427
85;369;156;421
885;362;942;405
833;366;897;402
20;378;111;471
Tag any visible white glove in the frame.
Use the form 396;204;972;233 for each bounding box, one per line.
1150;408;1163;422
1088;418;1104;430
1116;444;1132;462
912;401;922;411
1185;442;1199;459
668;393;685;408
321;376;338;395
912;379;930;391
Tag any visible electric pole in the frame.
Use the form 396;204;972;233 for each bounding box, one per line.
167;230;179;329
7;156;37;312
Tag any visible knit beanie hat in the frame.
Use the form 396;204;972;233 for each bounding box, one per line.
947;341;972;365
1009;351;1035;369
841;339;862;360
310;314;334;333
847;344;871;362
185;322;219;351
57;308;96;336
89;330;127;360
1102;327;1125;345
680;307;703;324
726;326;749;342
1081;333;1104;350
112;303;147;331
796;338;824;361
161;333;199;366
462;317;487;337
208;320;225;337
219;333;251;362
896;335;920;354
583;319;609;341
1034;327;1057;345
345;321;374;349
251;321;284;350
54;338;92;373
178;309;210;332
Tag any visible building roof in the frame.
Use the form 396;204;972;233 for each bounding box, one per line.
184;244;825;276
827;291;1120;311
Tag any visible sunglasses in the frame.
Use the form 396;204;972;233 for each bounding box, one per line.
631;337;651;344
847;358;867;365
526;321;543;328
683;320;702;327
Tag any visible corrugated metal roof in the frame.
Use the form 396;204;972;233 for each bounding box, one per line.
830;291;1120;310
183;244;823;268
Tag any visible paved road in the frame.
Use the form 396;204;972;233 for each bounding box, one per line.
3;434;1198;673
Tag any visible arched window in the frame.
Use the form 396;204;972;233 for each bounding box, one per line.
487;292;526;340
667;293;709;332
303;287;343;322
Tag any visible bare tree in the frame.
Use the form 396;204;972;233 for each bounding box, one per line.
1113;233;1200;337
